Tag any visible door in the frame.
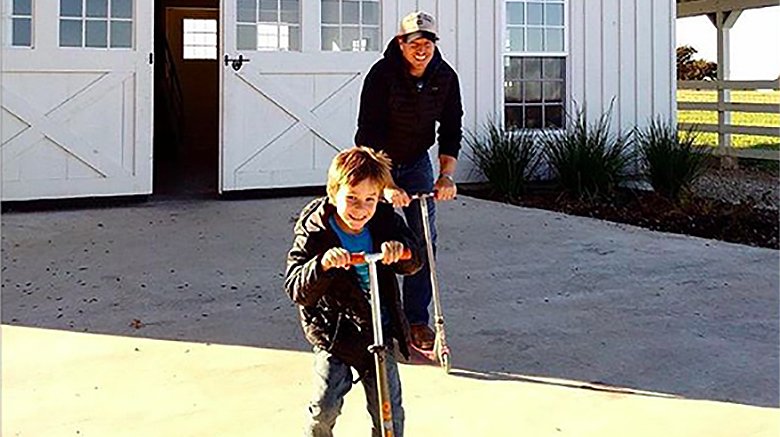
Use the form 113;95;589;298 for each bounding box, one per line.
219;0;392;192
1;0;153;201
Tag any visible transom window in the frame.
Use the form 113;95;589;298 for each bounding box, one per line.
59;0;133;49
236;0;300;51
183;19;217;60
11;0;33;47
321;0;380;52
504;0;567;130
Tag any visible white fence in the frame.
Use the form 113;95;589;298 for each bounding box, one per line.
677;79;780;161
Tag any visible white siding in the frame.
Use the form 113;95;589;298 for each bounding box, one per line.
568;0;675;129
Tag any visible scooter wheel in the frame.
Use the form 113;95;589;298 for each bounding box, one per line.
440;352;451;373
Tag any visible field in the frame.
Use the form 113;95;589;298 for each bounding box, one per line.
677;89;780;149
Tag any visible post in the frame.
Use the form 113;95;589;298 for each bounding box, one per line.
708;9;741;168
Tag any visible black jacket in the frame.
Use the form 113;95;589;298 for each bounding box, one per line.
355;39;463;165
284;197;423;373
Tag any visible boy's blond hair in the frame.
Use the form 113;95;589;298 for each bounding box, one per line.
327;146;393;202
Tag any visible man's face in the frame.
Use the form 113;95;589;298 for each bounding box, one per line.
399;37;435;76
333;178;381;233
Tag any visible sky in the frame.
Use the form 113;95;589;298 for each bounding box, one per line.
676;5;780;80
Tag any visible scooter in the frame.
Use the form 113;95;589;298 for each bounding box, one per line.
409;192;452;373
348;248;412;437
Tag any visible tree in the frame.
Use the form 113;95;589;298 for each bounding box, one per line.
676;45;718;80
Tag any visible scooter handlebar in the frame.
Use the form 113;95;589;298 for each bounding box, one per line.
349;248;412;265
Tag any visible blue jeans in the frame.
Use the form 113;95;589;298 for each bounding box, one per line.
305;346;404;437
391;154;436;326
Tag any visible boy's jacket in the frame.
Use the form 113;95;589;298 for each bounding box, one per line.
285;197;423;373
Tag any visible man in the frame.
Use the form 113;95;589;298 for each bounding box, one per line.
355;11;463;351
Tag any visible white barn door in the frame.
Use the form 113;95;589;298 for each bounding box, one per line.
1;0;153;201
220;0;396;191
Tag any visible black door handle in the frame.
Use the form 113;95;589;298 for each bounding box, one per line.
224;54;250;71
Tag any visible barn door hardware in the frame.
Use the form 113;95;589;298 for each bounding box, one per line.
224;54;250;71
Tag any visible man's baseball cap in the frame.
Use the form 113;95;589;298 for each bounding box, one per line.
398;11;438;43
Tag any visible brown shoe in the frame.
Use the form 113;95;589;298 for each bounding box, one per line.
410;324;435;350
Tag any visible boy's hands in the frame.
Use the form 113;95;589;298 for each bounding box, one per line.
321;247;351;271
380;241;406;265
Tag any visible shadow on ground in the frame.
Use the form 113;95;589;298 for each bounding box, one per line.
2;196;778;408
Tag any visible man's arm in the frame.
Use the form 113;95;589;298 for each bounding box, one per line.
355;64;387;149
435;70;463;201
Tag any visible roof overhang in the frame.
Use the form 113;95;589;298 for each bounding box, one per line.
677;0;779;18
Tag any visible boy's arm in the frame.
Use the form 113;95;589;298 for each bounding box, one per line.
285;234;334;307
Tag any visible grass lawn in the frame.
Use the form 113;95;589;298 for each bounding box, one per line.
677;89;780;149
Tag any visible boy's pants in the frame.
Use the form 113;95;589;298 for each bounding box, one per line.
391;154;437;326
305;346;404;437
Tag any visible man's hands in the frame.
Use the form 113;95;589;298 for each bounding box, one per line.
434;174;457;200
320;241;407;271
383;186;411;208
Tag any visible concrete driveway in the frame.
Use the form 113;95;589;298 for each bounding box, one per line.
2;195;778;436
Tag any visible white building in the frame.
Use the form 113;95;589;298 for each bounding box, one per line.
1;0;681;201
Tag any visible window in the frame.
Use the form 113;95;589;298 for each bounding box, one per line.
183;19;217;59
321;0;380;52
59;0;133;49
11;0;33;47
504;0;566;129
237;0;300;51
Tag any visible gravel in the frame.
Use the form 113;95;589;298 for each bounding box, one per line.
693;165;779;210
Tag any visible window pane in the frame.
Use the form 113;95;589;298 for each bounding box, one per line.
525;105;542;128
343;26;360;51
524;81;541;103
110;20;132;47
12;18;32;46
362;1;379;25
60;20;83;46
527;2;543;25
322;26;340;50
13;0;32;15
343;1;359;25
322;0;339;24
505;106;523;129
506;27;523;51
281;0;299;23
87;0;108;18
287;25;300;50
523;58;541;79
111;0;133;19
527;28;542;51
257;24;278;50
259;0;277;22
237;24;257;50
237;0;257;22
505;81;523;103
546;4;563;26
86;20;108;47
543;58;564;79
61;0;83;17
506;2;524;25
545;105;563;128
504;57;522;81
543;82;562;102
363;26;379;51
545;28;563;52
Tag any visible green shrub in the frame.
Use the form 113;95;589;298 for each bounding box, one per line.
541;109;633;199
466;119;541;200
467;120;542;199
637;118;711;201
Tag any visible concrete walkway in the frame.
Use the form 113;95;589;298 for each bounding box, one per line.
2;195;778;436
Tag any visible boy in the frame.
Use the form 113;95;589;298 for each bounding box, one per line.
285;146;423;437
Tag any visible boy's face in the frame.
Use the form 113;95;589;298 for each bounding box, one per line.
333;178;381;234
